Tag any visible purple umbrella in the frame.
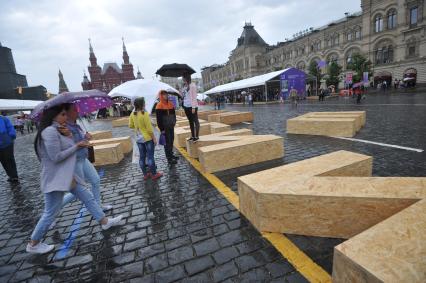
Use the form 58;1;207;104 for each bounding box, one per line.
30;89;113;121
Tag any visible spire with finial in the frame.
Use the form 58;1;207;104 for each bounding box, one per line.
89;38;93;53
122;37;127;52
122;37;130;64
58;69;69;93
136;66;143;79
88;38;98;66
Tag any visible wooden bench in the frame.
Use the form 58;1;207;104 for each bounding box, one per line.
93;143;124;166
197;110;227;120
207;111;253;125
112;117;129;127
287;117;357;137
89;136;132;154
186;129;253;158
198;135;283;173
238;150;426;282
89;131;113;140
286;111;365;137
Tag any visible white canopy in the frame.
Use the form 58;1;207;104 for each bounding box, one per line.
108;79;179;114
204;69;289;95
197;92;205;101
0;99;44;111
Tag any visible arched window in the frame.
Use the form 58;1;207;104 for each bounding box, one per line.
387;10;397;29
355;29;361;39
345;48;360;65
296;61;306;70
410;6;418;27
375;41;394;64
407;37;418;58
332;34;339;46
375;15;383;32
327;53;339;64
347;31;353;41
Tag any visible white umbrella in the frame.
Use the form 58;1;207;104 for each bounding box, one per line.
108;79;179;113
403;77;415;82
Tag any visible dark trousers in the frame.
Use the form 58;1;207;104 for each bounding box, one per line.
0;143;18;179
184;107;200;138
163;127;175;161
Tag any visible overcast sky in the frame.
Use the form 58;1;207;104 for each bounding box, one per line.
0;0;360;93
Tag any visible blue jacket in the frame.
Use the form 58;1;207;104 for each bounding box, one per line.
0;115;16;149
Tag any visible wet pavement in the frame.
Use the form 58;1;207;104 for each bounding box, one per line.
0;91;425;282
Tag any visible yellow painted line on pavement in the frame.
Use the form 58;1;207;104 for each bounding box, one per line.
176;146;331;283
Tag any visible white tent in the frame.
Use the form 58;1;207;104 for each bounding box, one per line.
197;92;205;101
108;79;179;114
0;99;44;111
204;69;289;96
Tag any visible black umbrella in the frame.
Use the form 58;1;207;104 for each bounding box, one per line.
155;63;196;77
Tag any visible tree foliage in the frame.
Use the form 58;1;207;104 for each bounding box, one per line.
308;60;322;84
326;61;342;87
347;53;372;83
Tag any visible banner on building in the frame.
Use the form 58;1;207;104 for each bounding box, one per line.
345;72;353;84
363;72;369;84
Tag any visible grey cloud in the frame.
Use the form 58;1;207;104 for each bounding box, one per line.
0;0;360;92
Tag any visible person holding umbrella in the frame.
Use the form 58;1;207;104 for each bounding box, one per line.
59;104;113;212
156;90;178;165
27;104;122;254
181;72;200;142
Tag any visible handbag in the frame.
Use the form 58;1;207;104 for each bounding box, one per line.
87;146;95;163
133;112;146;144
159;132;166;146
131;141;140;164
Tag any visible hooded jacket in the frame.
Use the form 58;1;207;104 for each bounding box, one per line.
155;95;176;131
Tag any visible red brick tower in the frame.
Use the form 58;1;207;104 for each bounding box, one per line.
121;37;135;82
87;39;102;90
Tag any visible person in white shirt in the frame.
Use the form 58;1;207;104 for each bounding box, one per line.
181;73;200;142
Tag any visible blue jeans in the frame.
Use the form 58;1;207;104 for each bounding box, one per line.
62;159;101;206
31;185;105;241
138;140;156;175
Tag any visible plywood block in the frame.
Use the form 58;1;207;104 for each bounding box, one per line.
89;131;113;140
186;129;253;158
198;135;283;173
174;123;213;148
287;117;357;137
238;150;426;282
286;111;366;137
89;136;132;154
209;122;231;134
93;143;124;166
176;109;185;117
333;198;426;283
309;111;366;125
198;110;226;120
175;119;207;128
304;113;363;131
112;117;130;127
208;111;254;125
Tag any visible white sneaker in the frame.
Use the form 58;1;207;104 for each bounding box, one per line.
102;204;113;211
49;220;57;230
101;215;123;230
26;242;55;254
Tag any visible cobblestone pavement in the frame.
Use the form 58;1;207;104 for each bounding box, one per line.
0;92;425;282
